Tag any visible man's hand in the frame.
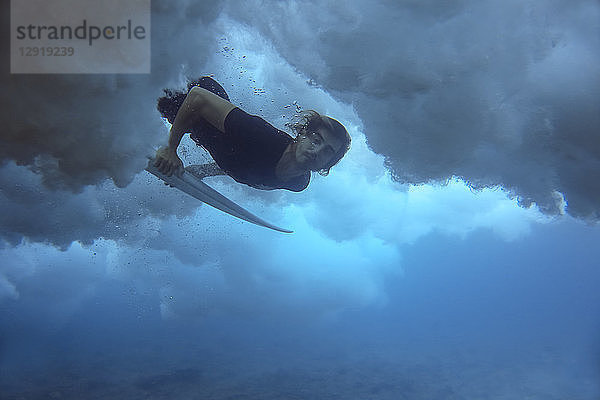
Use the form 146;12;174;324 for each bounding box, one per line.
154;146;184;177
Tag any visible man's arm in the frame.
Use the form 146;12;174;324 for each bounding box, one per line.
155;86;237;176
186;86;237;133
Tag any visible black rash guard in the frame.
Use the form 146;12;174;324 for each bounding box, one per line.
189;78;310;192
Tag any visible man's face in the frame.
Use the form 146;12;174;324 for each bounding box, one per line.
295;127;343;171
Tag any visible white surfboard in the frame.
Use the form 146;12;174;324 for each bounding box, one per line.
145;158;293;233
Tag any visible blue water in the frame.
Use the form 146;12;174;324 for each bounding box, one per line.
1;222;598;399
2;1;599;398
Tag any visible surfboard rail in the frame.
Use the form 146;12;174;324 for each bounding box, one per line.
145;157;293;233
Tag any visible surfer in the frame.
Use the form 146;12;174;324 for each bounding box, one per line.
154;77;351;192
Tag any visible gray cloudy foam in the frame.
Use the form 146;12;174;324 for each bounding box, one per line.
1;0;226;190
0;0;226;247
226;0;600;219
1;0;598;248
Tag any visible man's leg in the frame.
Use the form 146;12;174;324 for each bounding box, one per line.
185;163;226;180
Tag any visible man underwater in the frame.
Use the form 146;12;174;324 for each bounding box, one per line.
154;77;351;192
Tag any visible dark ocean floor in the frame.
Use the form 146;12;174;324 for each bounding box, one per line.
2;344;598;400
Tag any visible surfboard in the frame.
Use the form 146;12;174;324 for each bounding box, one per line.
145;158;293;233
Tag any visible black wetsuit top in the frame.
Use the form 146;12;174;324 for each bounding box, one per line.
189;78;310;192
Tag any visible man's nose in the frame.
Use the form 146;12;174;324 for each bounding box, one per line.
312;142;325;151
312;142;326;152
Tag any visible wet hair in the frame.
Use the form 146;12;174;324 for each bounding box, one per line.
287;110;351;175
157;77;229;123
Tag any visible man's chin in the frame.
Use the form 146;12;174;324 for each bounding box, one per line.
296;155;309;164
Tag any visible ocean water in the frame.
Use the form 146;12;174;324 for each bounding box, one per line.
2;1;599;399
1;223;598;399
